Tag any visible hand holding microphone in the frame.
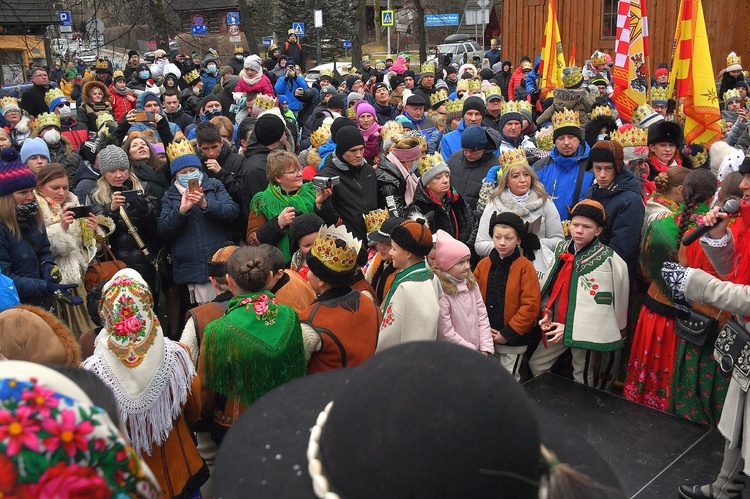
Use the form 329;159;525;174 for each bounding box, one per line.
681;199;740;246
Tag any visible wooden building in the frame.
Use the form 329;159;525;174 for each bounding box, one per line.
501;0;750;76
0;1;59;84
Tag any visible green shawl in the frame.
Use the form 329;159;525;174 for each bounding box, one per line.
203;291;306;406
250;182;317;262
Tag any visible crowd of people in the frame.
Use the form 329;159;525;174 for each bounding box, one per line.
1;35;750;497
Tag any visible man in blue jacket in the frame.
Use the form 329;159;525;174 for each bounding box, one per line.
274;61;309;116
439;96;485;159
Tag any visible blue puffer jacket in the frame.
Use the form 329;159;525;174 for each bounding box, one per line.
157;175;240;285
533;142;593;221
0;219;54;306
274;75;309;112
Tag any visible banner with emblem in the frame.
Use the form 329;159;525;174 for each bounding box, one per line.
612;0;650;124
538;0;566;91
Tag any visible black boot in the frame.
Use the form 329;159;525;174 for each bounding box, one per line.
678;441;744;499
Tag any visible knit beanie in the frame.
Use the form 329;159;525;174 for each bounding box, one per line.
461;126;489;150
499;111;523;129
200;94;221;112
462;96;485;116
244;55;262;73
20;138;50;164
288;213;325;255
141;92;161;110
390;219;433;257
568;199;606;227
346;75;362;91
587;140;624;172
331;116;356;141
0;148;36;197
489;211;525;239
435;229;470;271
335;126;365;158
347;92;363;107
420;156;451;187
740;156;750;175
255;114;287;146
128;50;139;58
355;101;377;120
97;145;130;175
327;94;347;112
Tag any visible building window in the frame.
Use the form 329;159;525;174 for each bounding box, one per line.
602;0;617;38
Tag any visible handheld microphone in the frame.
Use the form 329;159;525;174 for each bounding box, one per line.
681;199;740;246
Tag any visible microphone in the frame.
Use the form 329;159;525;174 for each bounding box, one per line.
681;199;740;246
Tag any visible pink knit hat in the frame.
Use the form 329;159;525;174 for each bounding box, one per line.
435;230;470;272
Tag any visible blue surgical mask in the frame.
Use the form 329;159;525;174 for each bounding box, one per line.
139;70;150;80
205;108;222;119
236;55;244;61
207;64;217;74
177;169;202;187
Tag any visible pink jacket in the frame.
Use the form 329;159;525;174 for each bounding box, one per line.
235;72;275;96
435;269;494;354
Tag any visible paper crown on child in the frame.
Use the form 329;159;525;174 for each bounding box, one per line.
535;126;555;151
429;89;449;108
310;124;332;149
552;108;579;130
375;60;386;71
184;69;201;86
467;79;482;91
589;105;613;120
651;86;670;106
36;112;60;131
726;52;742;72
631;103;664;129
311;224;362;273
44;88;68;110
363;209;389;235
562;66;583;88
610;126;648;148
95;113;116;131
591;51;607;66
113;70;125;82
254;94;277;111
499;147;529;171
724;88;742;104
166;138;201;174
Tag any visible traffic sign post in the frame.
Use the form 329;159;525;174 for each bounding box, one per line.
381;10;394;26
292;22;305;36
262;37;273;47
343;40;351;58
191;14;204;25
58;11;72;33
227;12;240;25
191;25;207;36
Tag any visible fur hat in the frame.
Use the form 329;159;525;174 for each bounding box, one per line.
0;305;81;366
587;140;624;172
568;199;606;226
288;213;325;256
647;121;684;147
584;115;618;147
435;230;470;271
489;211;525;239
390;219;433;256
83;80;110;103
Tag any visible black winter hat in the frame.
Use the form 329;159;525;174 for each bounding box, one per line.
647;121;684;147
403;70;416;80
288;213;325;256
479;68;494;81
368;216;406;243
568;199;606;227
334;126;365;158
489;211;526;239
390;219;433;256
462;96;486;116
330;116;357;143
255;114;287;146
327;94;346;112
199;94;221;112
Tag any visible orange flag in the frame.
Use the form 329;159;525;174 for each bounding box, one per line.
612;0;650;124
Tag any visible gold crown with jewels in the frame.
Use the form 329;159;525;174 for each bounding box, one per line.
610;127;649;147
724;88;742;103
562;66;583;88
421;62;435;75
589;105;613;120
468;78;482;91
535;126;554;151
311;224;362;273
499;147;529;171
44;88;65;107
375;60;386;71
591;51;607;66
320;69;334;79
502;100;525;116
95;59;109;71
254;93;277;111
381;120;404;140
166;138;197;162
363;209;389;234
310;124;331;149
36;112;60;131
429;89;449;108
727;52;742;68
552;108;579;130
96;113;116;130
417;152;447;177
184;70;201;85
484;85;503;101
651;86;670;104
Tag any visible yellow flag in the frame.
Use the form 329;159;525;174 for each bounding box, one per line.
668;0;722;147
612;0;650;124
539;0;566;91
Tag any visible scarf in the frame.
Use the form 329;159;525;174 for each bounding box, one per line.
495;189;544;219
387;151;420;205
84;101;111;113
500;131;523;148
111;85;131;97
485;248;520;330
425;188;461;239
81;269;195;457
546;250;575;327
251;182;317;262
507;190;530;205
203;291;306;407
360;121;382;142
241;69;263;87
648;153;682;179
15;202;37;225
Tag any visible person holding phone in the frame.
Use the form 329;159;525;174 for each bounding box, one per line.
35;163;108;336
88;145;160;291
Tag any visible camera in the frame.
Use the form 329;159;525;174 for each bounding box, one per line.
312;176;340;189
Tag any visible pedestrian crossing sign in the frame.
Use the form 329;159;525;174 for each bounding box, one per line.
382;10;394;27
292;22;305;36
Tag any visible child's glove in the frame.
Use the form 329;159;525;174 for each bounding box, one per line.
485;165;500;183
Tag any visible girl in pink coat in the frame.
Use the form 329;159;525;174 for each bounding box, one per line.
235;55;275;96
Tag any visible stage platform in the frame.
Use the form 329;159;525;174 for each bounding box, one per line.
523;373;750;498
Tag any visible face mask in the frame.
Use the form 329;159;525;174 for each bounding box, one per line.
236;55;244;61
139;71;150;80
58;106;71;120
177;169;202;187
205;108;222;119
207;64;217;74
43;130;61;145
15;202;38;223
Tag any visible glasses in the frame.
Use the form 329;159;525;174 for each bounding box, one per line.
283;169;303;176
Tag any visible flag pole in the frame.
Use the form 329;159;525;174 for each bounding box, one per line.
644;0;652;106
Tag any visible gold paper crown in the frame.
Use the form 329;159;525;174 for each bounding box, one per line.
552;108;579;130
113;70;124;81
0;96;19;111
591;51;607;66
421;62;435;75
44;88;65;107
429;89;448;107
502;100;524;116
381;120;404;140
254;93;277;111
375;60;386;71
234;46;245;54
363;209;389;234
166;138;197;162
468;78;482;91
724;88;742;103
536;126;554;151
517;100;532;114
631;103;662;128
484;85;503;101
610;127;648;147
589;106;613;120
95;59;109;71
499;147;528;171
310;124;331;149
727;52;742;68
320;69;334;79
347;107;356;118
96;113;115;130
184;69;201;85
445;98;463;116
745;71;750;79
36;112;60;131
311;224;362;273
685;146;708;169
651;86;670;104
561;66;583;88
417;152;447;177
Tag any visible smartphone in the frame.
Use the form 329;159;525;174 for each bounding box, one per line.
133;111;155;122
68;206;91;219
120;189;143;202
187;178;200;192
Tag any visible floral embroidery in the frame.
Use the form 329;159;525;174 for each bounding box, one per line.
579;276;599;296
382;304;395;329
233;293;280;325
103;277;158;369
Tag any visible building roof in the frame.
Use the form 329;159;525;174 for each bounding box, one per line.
0;1;60;26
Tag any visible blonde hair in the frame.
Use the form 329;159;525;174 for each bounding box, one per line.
490;164;549;203
0;193;43;237
90;173;144;205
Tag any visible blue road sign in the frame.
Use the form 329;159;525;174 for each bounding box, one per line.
227;12;240;25
424;13;459;27
191;25;207;36
292;22;305;36
262;37;273;47
57;11;72;26
343;40;352;49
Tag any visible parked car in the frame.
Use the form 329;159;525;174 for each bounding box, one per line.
429;34;483;66
304;62;351;85
144;41;181;62
75;49;98;64
1;82;58;99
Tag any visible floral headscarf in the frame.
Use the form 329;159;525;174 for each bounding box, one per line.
0;360;160;497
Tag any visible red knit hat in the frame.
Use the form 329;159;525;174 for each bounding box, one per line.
0;147;37;197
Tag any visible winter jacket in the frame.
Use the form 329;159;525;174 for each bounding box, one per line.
584;168;645;282
165;106;194;132
131;161;169;204
158;176;239;285
274;75;309;112
439;119;468;160
44;137;80;174
493;61;513;100
234;71;275;96
376;154;416;218
180;87;202;118
59;117;88;151
401;110;442;154
127;93;182;142
372;100;400;126
0;217;54;307
241;138;275;212
201;72;219;96
74;160;100;204
434;269;494;354
446;127;503;213
507;66;527;101
407;187;478;247
535;87;596;130
229;57;245;77
20;83;51;117
533;142;593;221
280;41;305;69
412;84;437;105
198;141;247;209
108;87;136;123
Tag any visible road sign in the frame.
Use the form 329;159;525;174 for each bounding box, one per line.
314;9;323;28
424;13;459;27
381;10;394;26
343;40;352;49
292;22;305;36
229;35;241;43
191;14;204;25
262;37;273;47
191;25;207;36
228;25;240;36
227;12;240;25
57;11;72;26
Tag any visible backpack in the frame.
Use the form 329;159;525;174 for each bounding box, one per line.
0;272;20;312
